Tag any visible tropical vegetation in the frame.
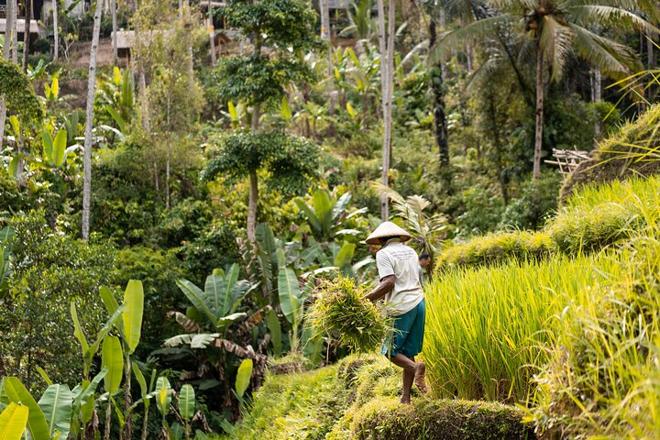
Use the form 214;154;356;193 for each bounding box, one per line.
0;0;657;438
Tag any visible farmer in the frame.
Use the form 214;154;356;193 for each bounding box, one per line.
365;221;427;404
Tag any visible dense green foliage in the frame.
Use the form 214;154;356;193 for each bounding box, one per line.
1;0;657;437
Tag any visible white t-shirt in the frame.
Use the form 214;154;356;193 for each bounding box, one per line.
376;239;424;316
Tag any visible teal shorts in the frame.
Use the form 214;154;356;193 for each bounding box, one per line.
381;299;425;358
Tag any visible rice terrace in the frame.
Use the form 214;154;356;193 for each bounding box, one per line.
0;0;658;439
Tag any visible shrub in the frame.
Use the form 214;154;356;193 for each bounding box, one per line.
0;211;117;387
156;198;214;247
308;277;390;353
560;103;659;201
425;254;625;403
179;220;241;284
498;172;561;231
351;398;535;440
549;177;658;255
435;231;554;273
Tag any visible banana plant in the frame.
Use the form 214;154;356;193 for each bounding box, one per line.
294;189;365;242
98;280;144;440
174;264;257;332
41;126;70;168
0;372;106;440
151;378;199;440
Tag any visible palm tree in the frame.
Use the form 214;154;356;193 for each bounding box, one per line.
53;0;60;61
433;0;658;179
82;0;104;240
377;0;395;220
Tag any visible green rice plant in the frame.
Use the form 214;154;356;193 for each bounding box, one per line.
308;277;391;353
549;177;659;255
434;231;554;274
424;254;625;403
530;215;659;439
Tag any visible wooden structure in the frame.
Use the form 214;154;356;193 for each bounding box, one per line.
0;18;45;37
545;149;591;175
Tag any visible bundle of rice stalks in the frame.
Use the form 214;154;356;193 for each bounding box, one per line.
308;276;391;353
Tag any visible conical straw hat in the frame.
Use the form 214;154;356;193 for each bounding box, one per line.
365;221;412;245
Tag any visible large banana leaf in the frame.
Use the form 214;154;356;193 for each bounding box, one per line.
0;403;29;440
52;129;68;168
155;377;172;416
278;263;302;326
265;307;282;356
122;280;144;354
70;303;89;357
38;384;74;440
234;359;253;400
177;385;195;421
102;336;124;394
334;241;356;270
176;279;217;324
3;377;50;440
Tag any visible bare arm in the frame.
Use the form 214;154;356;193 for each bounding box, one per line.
366;275;395;302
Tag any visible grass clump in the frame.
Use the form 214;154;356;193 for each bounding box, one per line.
228;366;350;439
351;398;535;440
425;254;625;403
308;276;390;353
435;230;553;273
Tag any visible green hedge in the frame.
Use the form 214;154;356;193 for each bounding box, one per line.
352;398;535;440
435;231;553;273
435;177;658;274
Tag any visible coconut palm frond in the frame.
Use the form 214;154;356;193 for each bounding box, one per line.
429;14;515;63
568;5;660;35
570;23;640;76
540;15;575;82
489;0;537;12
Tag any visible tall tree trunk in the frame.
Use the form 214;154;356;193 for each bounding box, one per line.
590;68;602;142
53;0;59;60
429;20;449;169
22;0;33;70
247;170;258;243
82;0;104;240
320;0;334;115
465;43;473;72
208;0;216;65
247;102;260;243
111;0;118;64
486;92;509;205
0;0;15;149
377;0;394;221
532;45;544;180
10;0;18;63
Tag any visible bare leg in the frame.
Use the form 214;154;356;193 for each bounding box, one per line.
414;361;428;394
389;353;416;404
